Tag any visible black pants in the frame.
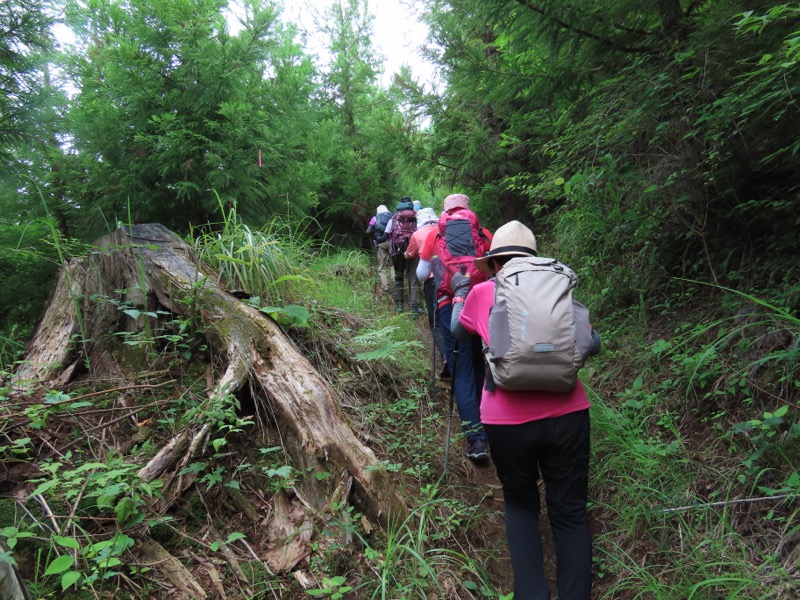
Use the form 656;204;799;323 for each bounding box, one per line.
484;409;591;600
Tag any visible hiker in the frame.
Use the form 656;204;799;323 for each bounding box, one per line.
405;207;448;374
364;205;394;295
451;220;596;600
416;193;492;461
384;197;421;313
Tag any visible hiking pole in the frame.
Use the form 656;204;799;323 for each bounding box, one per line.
443;338;458;475
406;260;414;315
430;293;436;402
407;273;411;314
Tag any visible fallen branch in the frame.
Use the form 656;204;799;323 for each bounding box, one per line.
662;493;796;514
57;380;176;405
137;538;207;599
70;397;172;415
3;383;175;420
208;524;253;597
70;405;165;435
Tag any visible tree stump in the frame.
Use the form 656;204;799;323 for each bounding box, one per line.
11;223;404;523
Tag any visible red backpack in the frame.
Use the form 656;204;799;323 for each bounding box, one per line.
436;208;490;298
390;206;417;257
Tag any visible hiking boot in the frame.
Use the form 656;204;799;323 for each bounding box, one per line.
394;301;404;313
440;362;451;380
466;437;489;462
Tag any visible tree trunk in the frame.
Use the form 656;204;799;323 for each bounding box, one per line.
658;0;682;36
12;223;404;524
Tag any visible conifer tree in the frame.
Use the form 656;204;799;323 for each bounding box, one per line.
0;0;54;171
61;0;320;231
314;0;408;231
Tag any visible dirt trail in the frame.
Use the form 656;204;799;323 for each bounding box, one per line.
411;312;559;595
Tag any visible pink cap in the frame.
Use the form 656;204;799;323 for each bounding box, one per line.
443;194;470;212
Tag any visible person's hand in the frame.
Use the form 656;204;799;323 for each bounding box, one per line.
452;269;470;299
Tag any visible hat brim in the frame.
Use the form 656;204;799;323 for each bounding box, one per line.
474;250;532;275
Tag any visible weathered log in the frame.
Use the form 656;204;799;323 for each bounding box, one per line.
138;538;207;599
11;259;87;385
263;491;313;573
12;224;404;523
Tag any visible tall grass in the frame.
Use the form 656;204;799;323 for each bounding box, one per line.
191;195;317;304
356;493;498;599
586;280;800;598
588;380;794;597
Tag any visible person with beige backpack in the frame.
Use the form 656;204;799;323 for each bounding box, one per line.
451;220;600;600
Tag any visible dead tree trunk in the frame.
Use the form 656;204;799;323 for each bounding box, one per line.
12;223;404;523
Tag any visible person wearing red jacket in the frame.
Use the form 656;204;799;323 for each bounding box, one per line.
416;193;492;462
406;207;448;371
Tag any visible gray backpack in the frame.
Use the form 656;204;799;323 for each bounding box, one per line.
485;256;595;392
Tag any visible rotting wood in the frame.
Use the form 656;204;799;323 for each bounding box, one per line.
263;491;314;573
208;524;253;596
226;487;261;523
138;538;207;599
12;223;405;524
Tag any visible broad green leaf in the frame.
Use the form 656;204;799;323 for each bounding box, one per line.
29;479;58;497
115;497;138;525
97;557;122;569
96;494;118;510
45;391;70;403
61;570;82;591
45;554;75;576
55;536;81;549
225;532;246;544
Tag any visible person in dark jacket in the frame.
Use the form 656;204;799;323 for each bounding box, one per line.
364;204;394;295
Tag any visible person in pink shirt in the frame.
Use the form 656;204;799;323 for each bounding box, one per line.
451;220;596;600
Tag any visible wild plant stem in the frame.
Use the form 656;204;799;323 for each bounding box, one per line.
662;493;795;513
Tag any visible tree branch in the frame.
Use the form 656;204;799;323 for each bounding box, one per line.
512;0;652;53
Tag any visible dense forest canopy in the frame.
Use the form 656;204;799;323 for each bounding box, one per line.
3;2;798;239
2;1;797;280
0;0;799;597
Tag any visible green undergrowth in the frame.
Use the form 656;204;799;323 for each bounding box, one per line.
0;216;506;598
4;206;797;598
587;279;800;598
295;246;507;596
